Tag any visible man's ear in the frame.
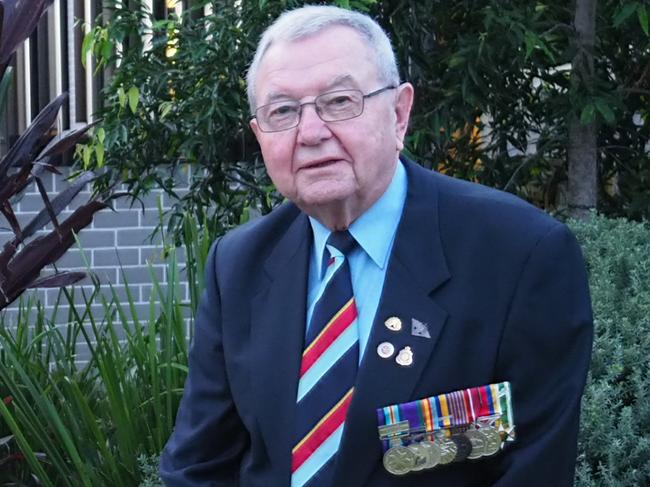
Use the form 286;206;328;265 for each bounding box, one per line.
250;118;262;141
394;83;414;151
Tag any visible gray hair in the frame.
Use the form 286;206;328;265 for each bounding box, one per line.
246;5;400;113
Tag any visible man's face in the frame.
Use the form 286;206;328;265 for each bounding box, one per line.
250;25;413;226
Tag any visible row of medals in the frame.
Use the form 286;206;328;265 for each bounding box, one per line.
383;426;503;476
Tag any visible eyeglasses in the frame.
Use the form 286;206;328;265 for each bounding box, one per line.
254;85;397;133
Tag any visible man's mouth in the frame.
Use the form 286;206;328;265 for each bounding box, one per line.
302;159;341;170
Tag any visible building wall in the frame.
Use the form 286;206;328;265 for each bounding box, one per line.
0;167;192;330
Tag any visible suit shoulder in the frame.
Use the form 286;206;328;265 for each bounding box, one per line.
430;170;560;235
216;201;302;260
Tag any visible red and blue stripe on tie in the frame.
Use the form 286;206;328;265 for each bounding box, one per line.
292;231;359;487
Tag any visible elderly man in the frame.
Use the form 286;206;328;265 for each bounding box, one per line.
160;5;593;487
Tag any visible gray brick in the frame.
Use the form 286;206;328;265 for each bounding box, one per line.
72;344;93;362
172;165;191;189
29;173;55;193
139;208;165;228
18;193;54;212
114;191;167;211
112;194;143;211
140;191;167;210
0;308;20;326
87;267;118;284
47;285;94;307
52;171;91;194
141;281;189;303
140;283;166;302
47;304;113;324
140;282;188;303
163;190;188;208
47;284;132;307
140;246;165;265
118;265;164;285
46;288;70;307
117;228;158;247
0;231;14;245
140;245;186;266
92;209;139;229
53;249;91;269
94;248;139;267
76;229;116;248
30;171;56;194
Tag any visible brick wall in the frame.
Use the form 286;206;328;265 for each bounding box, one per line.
0;167;193;328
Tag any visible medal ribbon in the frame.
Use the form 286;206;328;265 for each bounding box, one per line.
376;381;515;452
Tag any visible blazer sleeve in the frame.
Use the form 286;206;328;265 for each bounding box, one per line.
491;223;593;487
160;238;248;486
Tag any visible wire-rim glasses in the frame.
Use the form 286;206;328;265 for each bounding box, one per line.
254;85;396;133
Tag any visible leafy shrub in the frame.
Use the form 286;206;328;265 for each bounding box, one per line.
81;0;650;244
0;214;211;486
569;214;650;486
137;454;163;487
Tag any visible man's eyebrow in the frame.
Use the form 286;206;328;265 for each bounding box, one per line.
324;74;358;90
262;75;360;104
265;92;295;103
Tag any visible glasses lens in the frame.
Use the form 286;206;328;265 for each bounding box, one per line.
258;100;301;131
316;90;363;122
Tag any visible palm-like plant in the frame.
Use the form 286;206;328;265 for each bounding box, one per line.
0;0;110;311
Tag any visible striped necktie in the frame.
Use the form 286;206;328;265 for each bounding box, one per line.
291;230;359;487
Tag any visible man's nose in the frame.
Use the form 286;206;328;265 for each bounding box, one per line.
296;103;332;145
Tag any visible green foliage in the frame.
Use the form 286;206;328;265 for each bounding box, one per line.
137;454;163;487
0;212;210;485
82;0;376;241
81;0;650;242
386;0;650;218
569;214;650;486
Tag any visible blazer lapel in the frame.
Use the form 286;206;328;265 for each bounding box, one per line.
250;211;311;481
333;160;451;486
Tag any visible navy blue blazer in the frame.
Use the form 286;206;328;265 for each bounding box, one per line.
160;159;593;486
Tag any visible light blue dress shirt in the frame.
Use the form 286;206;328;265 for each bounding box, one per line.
306;160;408;361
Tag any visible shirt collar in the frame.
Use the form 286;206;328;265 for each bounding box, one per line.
309;160;408;277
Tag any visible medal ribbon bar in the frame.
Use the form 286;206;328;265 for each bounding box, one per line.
376;381;515;453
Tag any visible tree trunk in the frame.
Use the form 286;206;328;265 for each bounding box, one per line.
568;0;598;219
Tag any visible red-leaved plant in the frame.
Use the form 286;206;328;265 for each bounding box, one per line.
0;0;111;311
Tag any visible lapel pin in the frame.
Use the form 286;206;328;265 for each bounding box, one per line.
385;316;402;332
377;341;395;359
395;346;414;367
411;318;431;339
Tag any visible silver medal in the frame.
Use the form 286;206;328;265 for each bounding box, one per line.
377;341;395;359
384;316;402;332
395;346;414;367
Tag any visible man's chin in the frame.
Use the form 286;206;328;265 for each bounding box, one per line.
296;186;355;209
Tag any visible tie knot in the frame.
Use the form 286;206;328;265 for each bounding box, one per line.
327;230;357;256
